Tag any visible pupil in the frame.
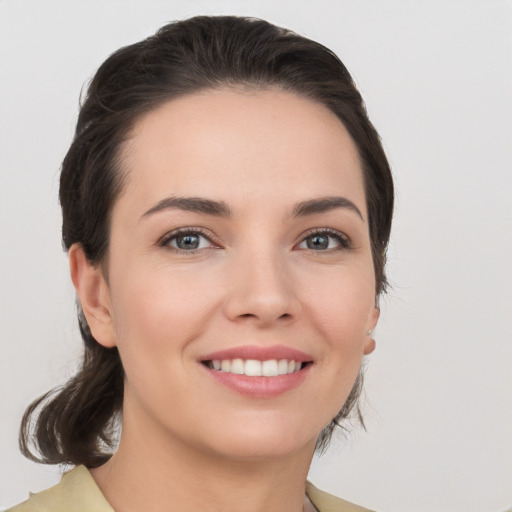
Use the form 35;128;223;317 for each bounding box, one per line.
307;235;328;250
178;234;199;250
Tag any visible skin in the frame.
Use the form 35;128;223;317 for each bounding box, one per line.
70;88;379;512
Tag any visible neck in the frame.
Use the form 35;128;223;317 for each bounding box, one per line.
90;408;317;512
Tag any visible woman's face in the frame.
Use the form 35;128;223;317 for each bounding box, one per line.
91;88;378;460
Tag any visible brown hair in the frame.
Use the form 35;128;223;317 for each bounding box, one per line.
20;15;394;466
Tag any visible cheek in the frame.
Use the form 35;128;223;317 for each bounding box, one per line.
106;269;223;412
108;264;222;352
299;263;376;342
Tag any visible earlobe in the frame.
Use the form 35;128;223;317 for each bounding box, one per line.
363;336;376;355
69;244;117;348
363;306;380;355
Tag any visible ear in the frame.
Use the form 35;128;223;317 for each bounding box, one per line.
363;306;380;355
69;244;117;348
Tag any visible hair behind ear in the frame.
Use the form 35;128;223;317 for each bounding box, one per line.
19;335;124;467
315;370;365;453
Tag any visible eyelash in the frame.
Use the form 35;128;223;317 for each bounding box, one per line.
158;227;351;254
297;228;352;252
158;227;218;254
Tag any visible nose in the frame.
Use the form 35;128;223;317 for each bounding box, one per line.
222;247;301;328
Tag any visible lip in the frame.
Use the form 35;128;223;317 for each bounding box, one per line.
200;344;312;362
199;344;313;398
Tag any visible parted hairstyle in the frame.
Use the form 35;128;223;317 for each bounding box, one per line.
19;15;394;468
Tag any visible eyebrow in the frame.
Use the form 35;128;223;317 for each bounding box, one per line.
141;196;232;219
291;196;364;220
141;195;363;221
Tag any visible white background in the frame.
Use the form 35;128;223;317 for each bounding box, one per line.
1;1;511;511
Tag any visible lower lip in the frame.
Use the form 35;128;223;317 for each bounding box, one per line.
202;364;311;398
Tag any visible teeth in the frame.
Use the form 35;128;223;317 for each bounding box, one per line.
262;360;278;376
245;359;262;376
231;358;244;375
208;358;305;376
278;359;288;374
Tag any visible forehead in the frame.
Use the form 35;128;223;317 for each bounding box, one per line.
116;88;366;217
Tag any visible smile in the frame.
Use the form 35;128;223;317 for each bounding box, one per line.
199;345;313;398
203;358;306;377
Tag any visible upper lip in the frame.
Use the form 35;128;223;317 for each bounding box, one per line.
200;344;313;362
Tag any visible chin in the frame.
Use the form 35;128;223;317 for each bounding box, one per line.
197;420;319;462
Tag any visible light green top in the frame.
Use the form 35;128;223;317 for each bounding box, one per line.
8;465;374;512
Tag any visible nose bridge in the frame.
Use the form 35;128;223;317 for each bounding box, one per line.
224;237;299;325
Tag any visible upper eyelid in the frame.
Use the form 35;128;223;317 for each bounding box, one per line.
294;229;353;252
158;226;218;247
298;227;351;242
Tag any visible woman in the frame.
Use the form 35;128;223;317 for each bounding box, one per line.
10;15;393;512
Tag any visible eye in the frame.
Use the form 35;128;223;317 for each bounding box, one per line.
159;228;216;253
297;229;350;251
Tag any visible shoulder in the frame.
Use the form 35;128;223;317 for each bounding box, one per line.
306;481;375;512
8;470;371;512
6;466;113;512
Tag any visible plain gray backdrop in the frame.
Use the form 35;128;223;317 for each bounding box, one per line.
1;1;511;511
